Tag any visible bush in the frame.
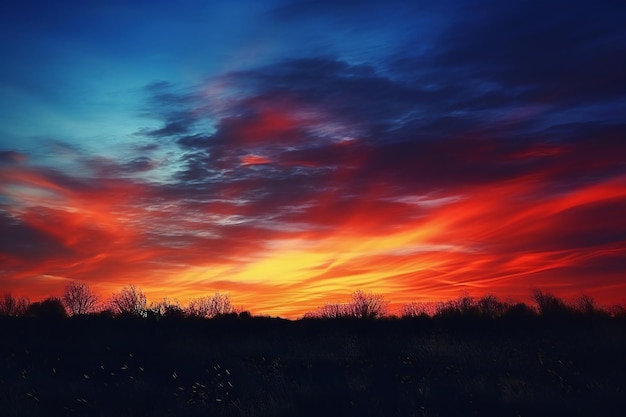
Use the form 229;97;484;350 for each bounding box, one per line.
303;303;352;319
501;302;535;319
148;298;186;320
304;290;388;319
109;284;147;317
532;290;571;316
434;295;479;318
27;297;67;319
476;295;508;318
399;302;431;318
187;292;234;318
348;290;388;319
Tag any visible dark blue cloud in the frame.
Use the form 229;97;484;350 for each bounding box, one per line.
0;210;73;262
0;151;26;164
393;1;626;120
139;42;626;194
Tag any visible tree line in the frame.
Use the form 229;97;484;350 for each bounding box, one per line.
304;289;625;320
0;282;624;320
0;282;234;320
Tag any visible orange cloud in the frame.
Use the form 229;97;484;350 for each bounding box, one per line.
2;149;626;318
240;154;271;166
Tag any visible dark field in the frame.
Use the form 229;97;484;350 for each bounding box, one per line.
1;314;625;417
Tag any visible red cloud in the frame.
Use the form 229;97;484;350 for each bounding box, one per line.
2;143;626;318
240;154;271;166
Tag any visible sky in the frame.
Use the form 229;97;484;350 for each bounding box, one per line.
1;0;626;318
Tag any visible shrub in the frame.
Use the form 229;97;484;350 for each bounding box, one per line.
348;290;388;319
476;295;507;318
400;302;431;318
27;297;67;319
109;284;147;317
148;297;185;320
502;302;536;319
571;294;607;317
532;290;571;316
187;292;234;318
303;303;352;319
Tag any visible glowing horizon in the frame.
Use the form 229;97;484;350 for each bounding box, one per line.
1;1;625;319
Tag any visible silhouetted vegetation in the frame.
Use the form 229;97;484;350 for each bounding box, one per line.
109;284;147;318
303;290;388;319
187;292;235;318
62;281;99;316
1;288;625;416
26;297;66;320
147;297;186;320
0;293;29;317
399;301;431;318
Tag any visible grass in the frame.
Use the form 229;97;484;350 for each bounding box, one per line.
1;314;625;416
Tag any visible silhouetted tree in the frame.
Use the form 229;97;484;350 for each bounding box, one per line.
348;290;388;319
455;294;479;316
187;292;234;318
608;304;626;318
148;297;185;320
572;294;605;316
303;302;351;319
27;297;67;319
238;310;252;319
400;302;430;318
110;284;147;317
502;302;535;319
0;292;30;316
303;291;388;319
62;281;99;315
532;290;570;316
435;297;475;317
476;295;507;318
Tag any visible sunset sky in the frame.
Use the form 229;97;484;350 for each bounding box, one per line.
1;0;625;318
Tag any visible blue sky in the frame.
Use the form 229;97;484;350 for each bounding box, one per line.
1;1;425;143
1;0;626;316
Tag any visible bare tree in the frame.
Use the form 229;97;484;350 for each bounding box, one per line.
0;293;30;316
62;281;99;315
187;292;234;318
532;289;569;316
110;284;147;317
303;291;388;319
400;302;430;318
572;294;602;316
476;295;507;318
321;302;351;318
348;290;388;319
303;302;351;319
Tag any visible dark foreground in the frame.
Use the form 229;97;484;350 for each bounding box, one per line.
1;315;625;417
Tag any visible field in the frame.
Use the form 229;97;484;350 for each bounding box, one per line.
1;314;625;417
